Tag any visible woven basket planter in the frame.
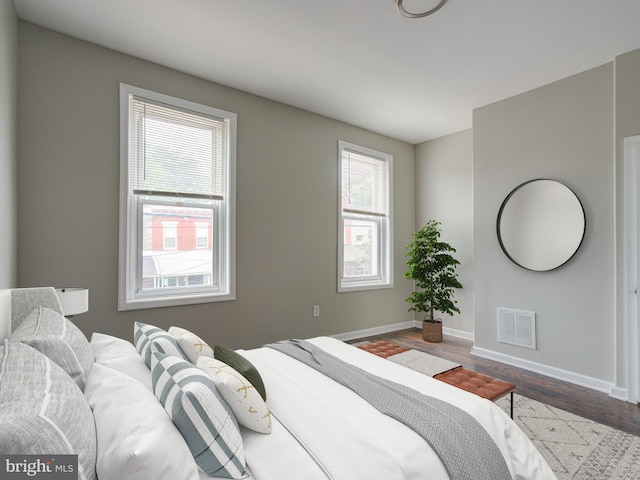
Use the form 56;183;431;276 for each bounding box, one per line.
422;320;443;343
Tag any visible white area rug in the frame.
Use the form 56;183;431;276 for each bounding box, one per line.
387;349;461;377
496;394;640;479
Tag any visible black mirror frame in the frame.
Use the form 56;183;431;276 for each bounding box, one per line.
496;178;586;272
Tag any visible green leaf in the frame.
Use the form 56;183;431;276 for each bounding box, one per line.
404;221;462;318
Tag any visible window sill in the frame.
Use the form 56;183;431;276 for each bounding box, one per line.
338;281;393;293
118;291;235;311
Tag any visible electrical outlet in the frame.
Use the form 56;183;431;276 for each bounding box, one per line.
313;305;320;317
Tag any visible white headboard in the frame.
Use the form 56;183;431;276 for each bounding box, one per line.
0;289;11;343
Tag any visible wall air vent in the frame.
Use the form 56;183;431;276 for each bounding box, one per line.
497;308;536;350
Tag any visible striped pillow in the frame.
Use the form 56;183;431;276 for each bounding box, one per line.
134;322;188;368
10;306;94;391
151;352;246;479
0;341;97;480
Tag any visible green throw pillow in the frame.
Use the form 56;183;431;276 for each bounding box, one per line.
214;345;266;401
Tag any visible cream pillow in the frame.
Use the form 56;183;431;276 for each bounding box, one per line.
197;356;272;434
168;326;214;363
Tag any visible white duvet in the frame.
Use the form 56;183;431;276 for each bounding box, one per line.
237;337;556;480
91;332;555;480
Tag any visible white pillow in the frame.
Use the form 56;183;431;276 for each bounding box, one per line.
151;352;246;479
90;332;152;389
168;326;214;363
85;363;200;480
197;356;272;434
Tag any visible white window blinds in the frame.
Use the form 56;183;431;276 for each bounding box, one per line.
341;148;388;216
130;96;225;200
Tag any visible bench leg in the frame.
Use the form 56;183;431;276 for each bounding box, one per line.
510;392;514;419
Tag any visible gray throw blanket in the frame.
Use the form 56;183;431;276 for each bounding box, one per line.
267;339;512;480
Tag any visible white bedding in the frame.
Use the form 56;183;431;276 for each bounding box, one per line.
91;332;554;480
238;337;556;480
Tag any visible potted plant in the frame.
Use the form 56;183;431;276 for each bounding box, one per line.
405;220;462;342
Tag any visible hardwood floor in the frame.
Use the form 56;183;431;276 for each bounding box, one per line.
349;328;640;437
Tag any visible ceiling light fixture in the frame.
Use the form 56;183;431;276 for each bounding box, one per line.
395;0;448;18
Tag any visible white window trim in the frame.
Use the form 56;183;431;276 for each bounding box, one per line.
338;140;393;292
118;84;236;310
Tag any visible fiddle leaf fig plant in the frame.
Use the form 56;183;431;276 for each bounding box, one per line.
405;220;462;322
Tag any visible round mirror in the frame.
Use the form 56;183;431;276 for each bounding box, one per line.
497;179;586;271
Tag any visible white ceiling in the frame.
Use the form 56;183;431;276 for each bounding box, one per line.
13;0;640;144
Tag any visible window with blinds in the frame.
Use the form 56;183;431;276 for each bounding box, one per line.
338;141;393;292
119;84;236;310
130;97;225;200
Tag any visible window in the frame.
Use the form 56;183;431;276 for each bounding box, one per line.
119;84;236;310
195;222;209;249
338;141;392;291
162;222;178;250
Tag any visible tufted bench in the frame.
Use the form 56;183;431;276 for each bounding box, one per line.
434;367;515;418
357;341;515;417
357;340;409;358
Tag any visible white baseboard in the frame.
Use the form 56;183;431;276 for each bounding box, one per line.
471;345;617;396
609;386;628;402
413;320;475;341
443;326;474;341
332;321;416;342
332;320;475;343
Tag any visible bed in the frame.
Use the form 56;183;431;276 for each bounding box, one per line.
0;287;556;480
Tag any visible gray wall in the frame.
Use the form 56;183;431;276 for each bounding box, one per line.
415;129;473;334
473;64;615;382
416;64;616;385
0;0;18;289
17;22;416;347
414;51;640;392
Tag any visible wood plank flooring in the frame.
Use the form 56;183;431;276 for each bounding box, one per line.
349;328;640;437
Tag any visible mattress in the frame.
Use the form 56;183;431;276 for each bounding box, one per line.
237;336;555;480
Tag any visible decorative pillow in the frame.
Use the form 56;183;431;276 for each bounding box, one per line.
134;322;188;368
10;306;94;391
168;326;214;363
197;356;272;434
85;363;200;480
215;344;267;401
151;352;246;479
0;341;97;480
90;332;153;390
